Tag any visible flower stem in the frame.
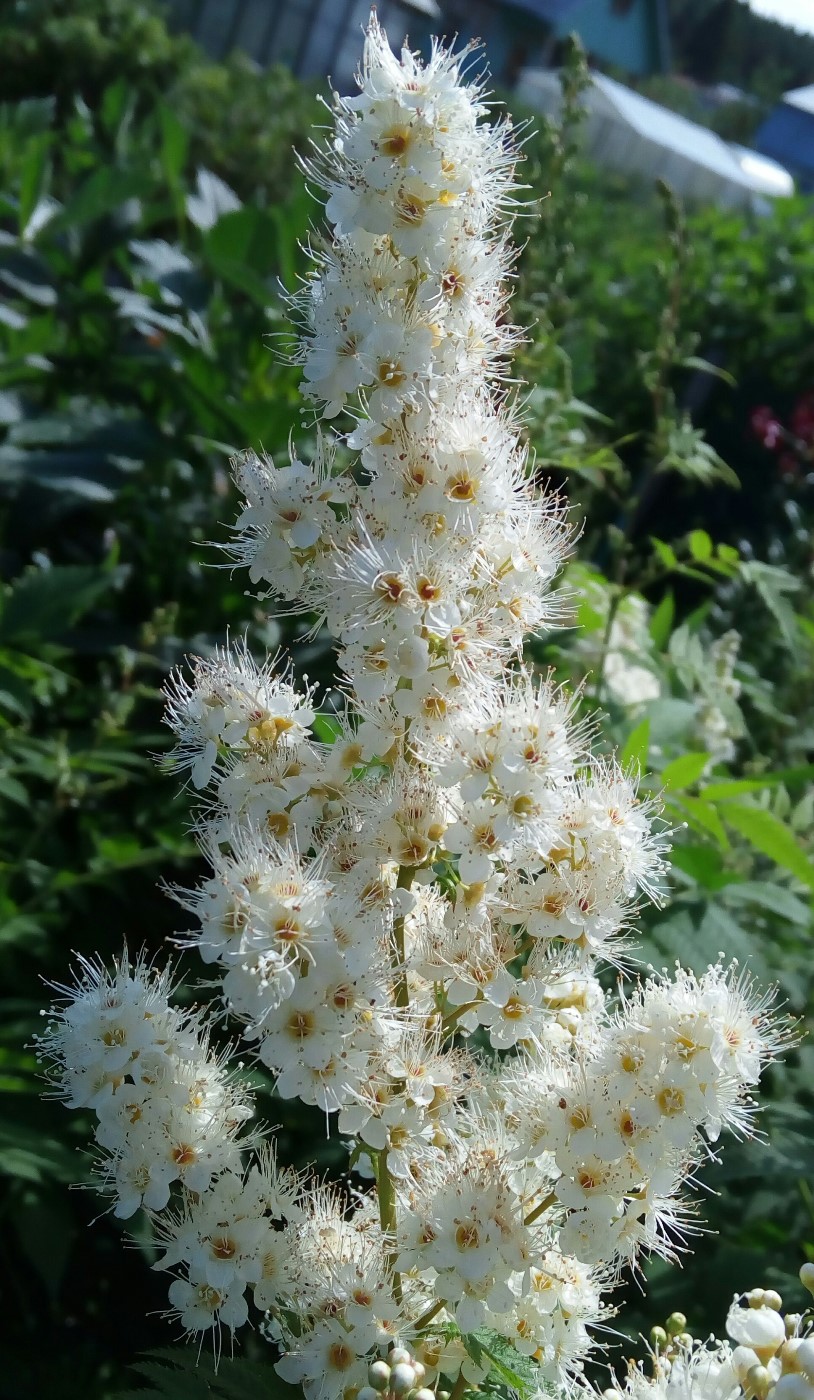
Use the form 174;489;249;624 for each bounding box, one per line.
524;1189;558;1226
392;863;415;1009
450;1371;470;1400
413;1297;447;1331
377;1148;403;1303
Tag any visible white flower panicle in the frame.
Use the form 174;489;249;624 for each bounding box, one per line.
35;953;254;1219
39;15;791;1400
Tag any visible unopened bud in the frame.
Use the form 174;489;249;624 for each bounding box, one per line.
677;1334;693;1349
391;1364;417;1396
732;1347;761;1381
800;1264;814;1298
781;1339;803;1371
389;1349;412;1367
411;1364;426;1385
413;1391;436;1400
667;1313;687;1337
746;1366;773;1400
650;1327;668;1349
764;1292;783;1312
749;1291;767;1309
603;1389;623;1400
358;1389;379;1400
787;1316;803;1338
368;1363;392;1392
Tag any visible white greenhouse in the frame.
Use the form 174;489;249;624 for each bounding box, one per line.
516;68;794;210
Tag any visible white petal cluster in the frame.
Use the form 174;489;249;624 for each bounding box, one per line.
229;17;573;705
39;14;791;1399
35;953;253;1219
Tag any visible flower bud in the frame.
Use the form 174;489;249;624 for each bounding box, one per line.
800;1265;814;1298
781;1340;804;1371
728;1304;786;1359
358;1389;381;1400
764;1292;783;1312
368;1363;392;1392
391;1365;417;1395
667;1313;688;1337
746;1366;773;1400
389;1349;412;1367
414;1391;436;1400
733;1346;762;1381
411;1364;426;1385
650;1327;668;1350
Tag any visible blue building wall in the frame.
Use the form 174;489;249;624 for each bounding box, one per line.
756;103;814;192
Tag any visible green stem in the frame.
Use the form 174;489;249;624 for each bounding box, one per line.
524;1189;558;1226
392;863;415;1009
377;1149;403;1303
450;1371;470;1400
441;1000;479;1036
412;1297;447;1331
593;584;624;707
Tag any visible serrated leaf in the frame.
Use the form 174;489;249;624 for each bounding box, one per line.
722;803;814;889
465;1329;540;1397
719;881;812;926
117;1349;301;1400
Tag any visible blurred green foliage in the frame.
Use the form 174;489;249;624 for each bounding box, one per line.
0;10;812;1400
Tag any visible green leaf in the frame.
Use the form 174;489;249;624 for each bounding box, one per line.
18;132;51;236
312;713;342;744
648;590;674;649
650;537;677;569
0;565;113;644
158;105;189;187
116;1349;302;1400
669;843;730;889
620;718;650;773
464;1330;539;1396
722;803;814;889
674;794;730;848
49;166;153;232
740;561;801;649
660;752;710;791
720;881;812;927
687;529;713;562
704;765;814;799
680;354;736;386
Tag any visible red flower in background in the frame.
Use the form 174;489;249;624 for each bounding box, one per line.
790;391;814;446
750;405;783;449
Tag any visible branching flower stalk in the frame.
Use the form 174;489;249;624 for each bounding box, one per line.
37;18;793;1400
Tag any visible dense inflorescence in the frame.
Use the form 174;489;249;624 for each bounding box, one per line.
37;18;791;1399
